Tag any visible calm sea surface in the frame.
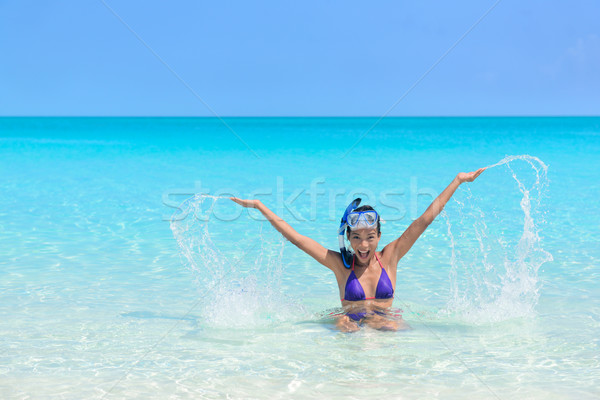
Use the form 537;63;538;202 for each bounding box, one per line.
1;117;599;399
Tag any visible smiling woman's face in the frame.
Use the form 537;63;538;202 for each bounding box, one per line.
348;227;381;265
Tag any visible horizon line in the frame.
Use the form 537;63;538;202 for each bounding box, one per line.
1;115;599;118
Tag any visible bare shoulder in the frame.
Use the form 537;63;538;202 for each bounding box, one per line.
379;246;400;271
324;249;346;274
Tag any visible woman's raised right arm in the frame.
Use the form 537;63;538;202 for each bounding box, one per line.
230;198;341;270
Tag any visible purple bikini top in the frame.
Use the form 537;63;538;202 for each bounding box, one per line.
342;253;394;302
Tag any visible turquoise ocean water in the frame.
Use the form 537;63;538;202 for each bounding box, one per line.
1;117;599;399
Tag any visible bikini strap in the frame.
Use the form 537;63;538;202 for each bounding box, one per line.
375;253;384;270
351;254;355;271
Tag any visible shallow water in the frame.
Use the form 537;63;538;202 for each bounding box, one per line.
1;117;599;399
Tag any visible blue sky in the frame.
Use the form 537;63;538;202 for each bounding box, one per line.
1;0;598;116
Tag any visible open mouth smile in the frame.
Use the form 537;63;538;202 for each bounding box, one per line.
357;250;370;259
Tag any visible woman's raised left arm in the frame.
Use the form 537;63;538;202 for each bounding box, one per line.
383;168;485;266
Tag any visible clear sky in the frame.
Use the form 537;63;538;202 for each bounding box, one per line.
1;0;598;116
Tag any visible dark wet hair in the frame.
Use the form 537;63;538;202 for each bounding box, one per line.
346;205;381;236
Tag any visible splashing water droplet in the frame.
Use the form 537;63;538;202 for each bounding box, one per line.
170;195;306;329
442;155;553;324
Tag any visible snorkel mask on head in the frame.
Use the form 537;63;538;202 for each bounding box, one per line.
338;198;380;268
347;210;379;229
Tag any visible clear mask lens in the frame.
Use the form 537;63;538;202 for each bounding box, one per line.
347;211;378;228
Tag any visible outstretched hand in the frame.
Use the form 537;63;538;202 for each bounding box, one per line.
230;197;261;209
456;167;486;184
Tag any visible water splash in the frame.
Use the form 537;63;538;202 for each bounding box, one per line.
170;195;305;328
442;155;553;323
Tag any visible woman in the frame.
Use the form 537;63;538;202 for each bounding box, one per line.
231;168;485;332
